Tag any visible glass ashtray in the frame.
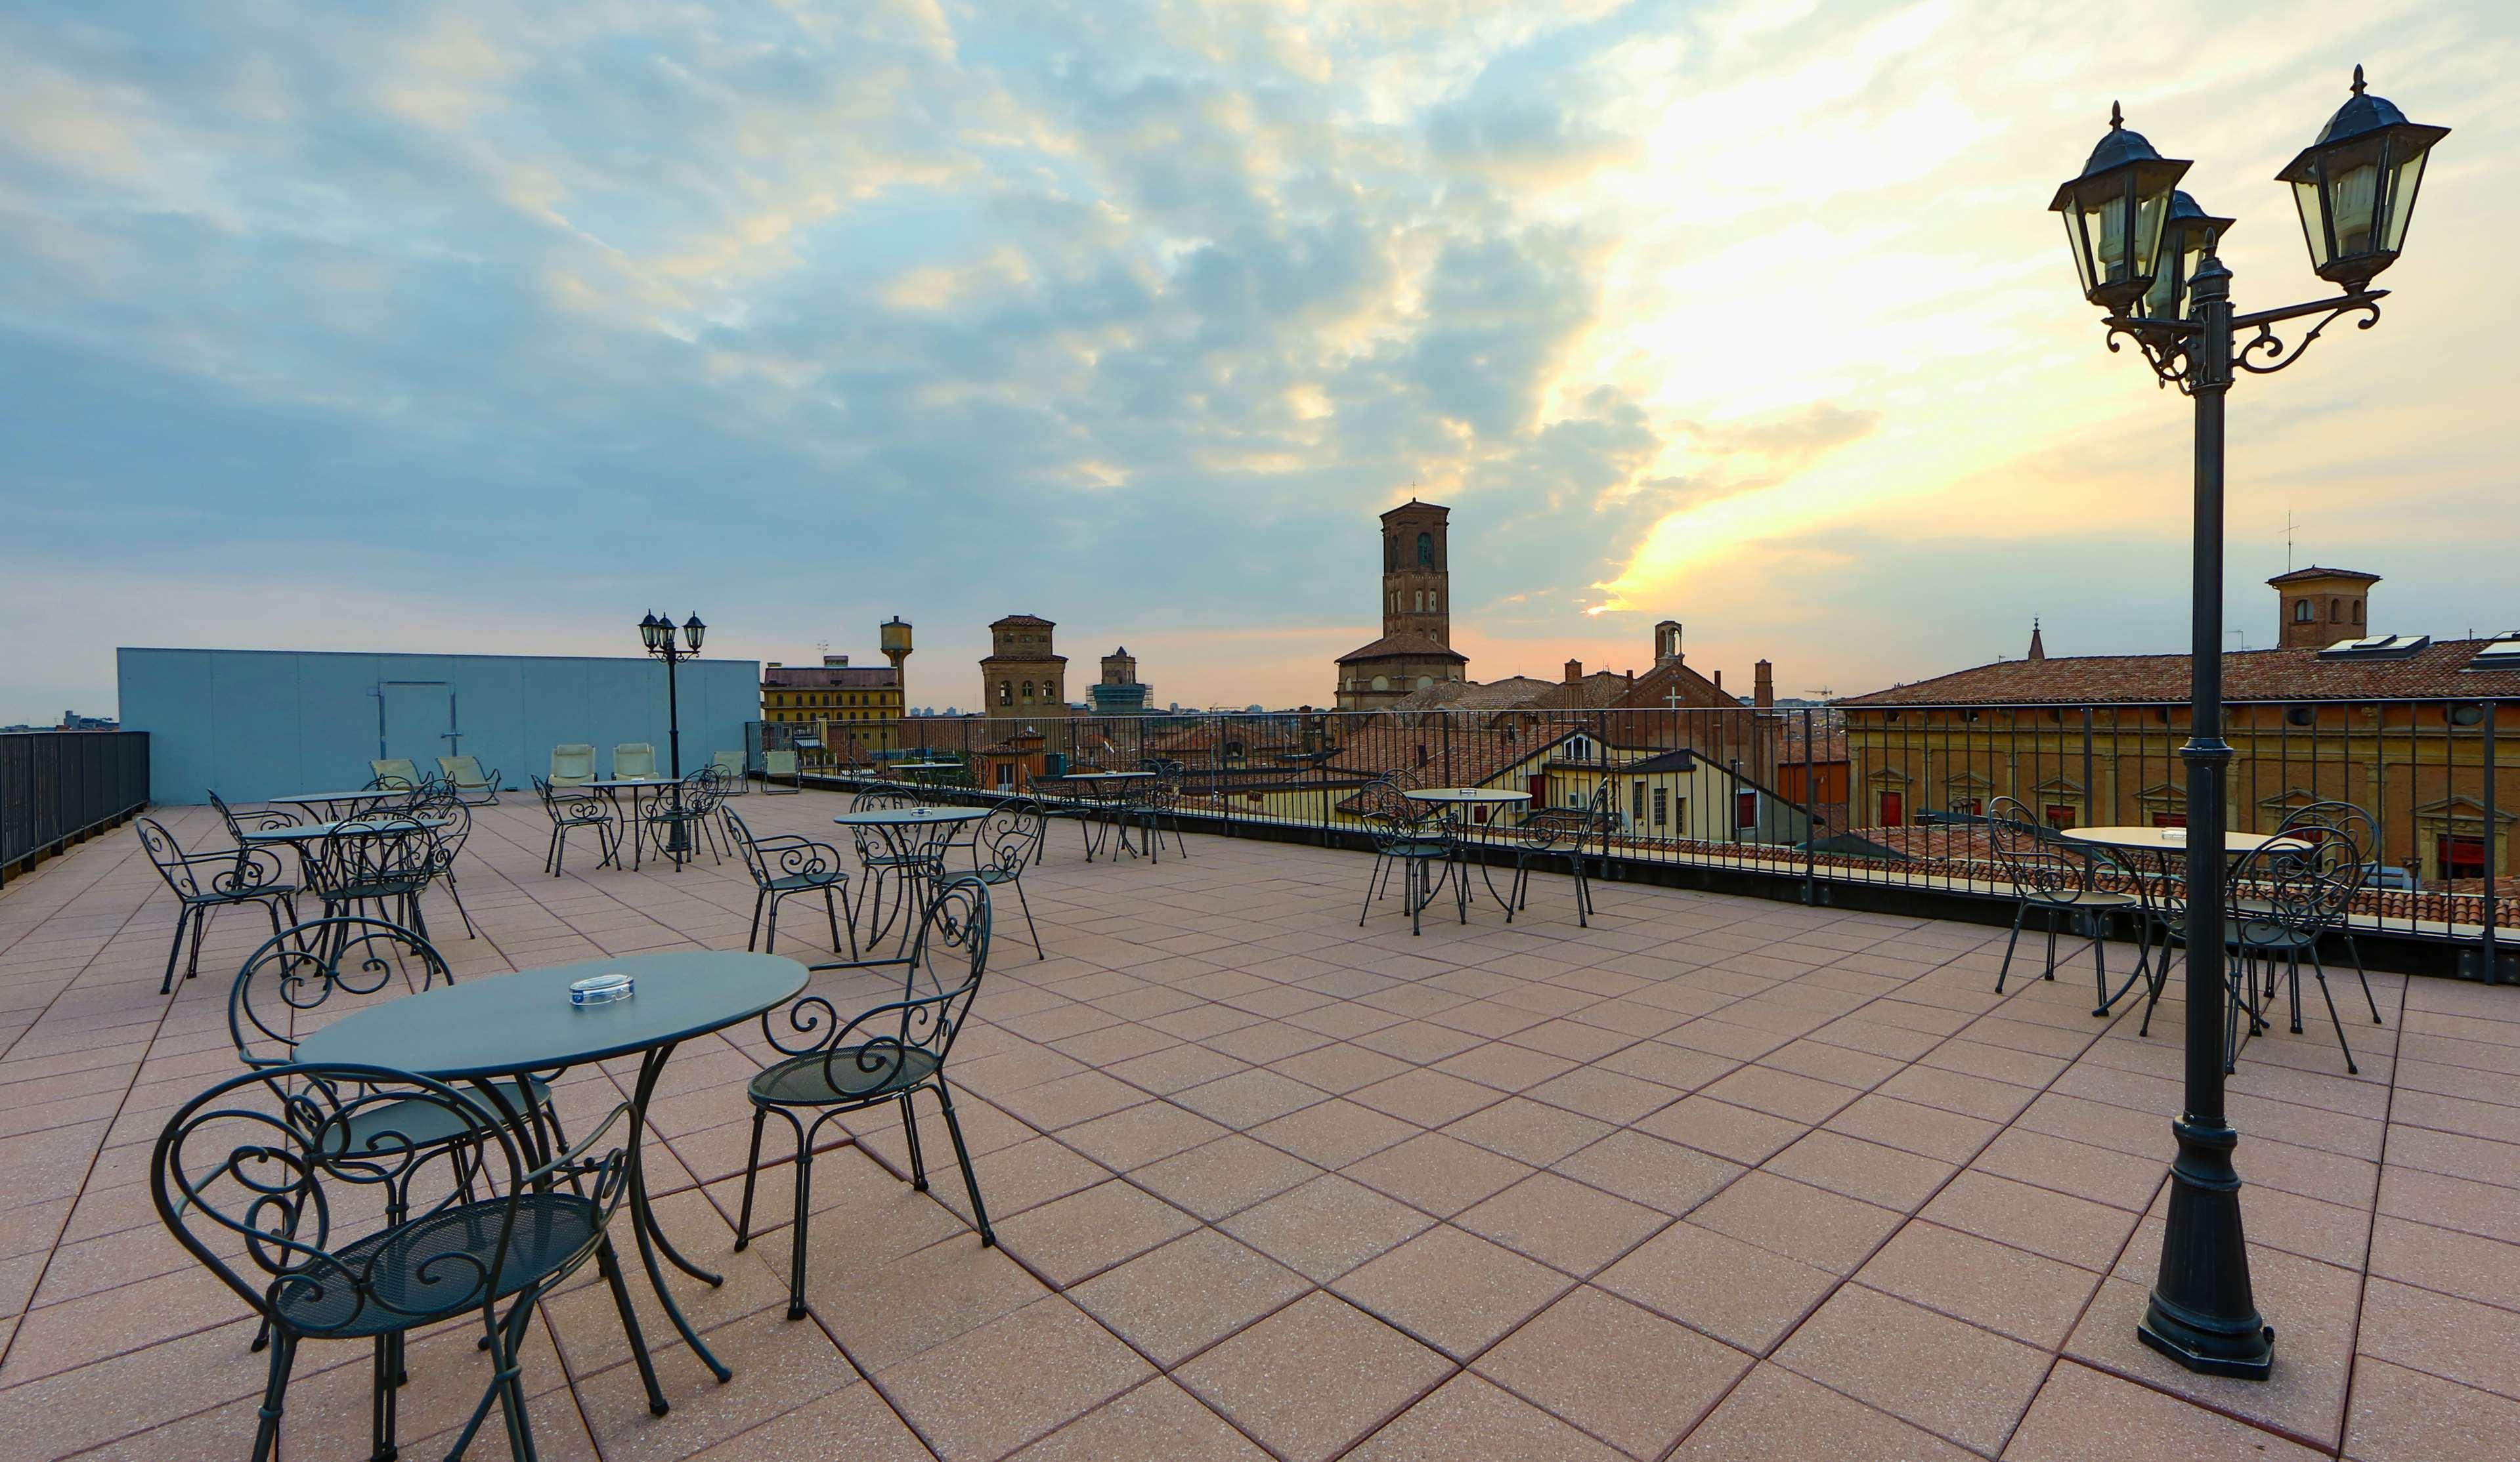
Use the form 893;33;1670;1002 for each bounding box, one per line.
571;972;636;1006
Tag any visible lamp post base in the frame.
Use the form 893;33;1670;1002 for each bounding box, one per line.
2138;1117;2274;1381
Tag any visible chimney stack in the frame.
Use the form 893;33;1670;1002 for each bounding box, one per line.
1563;658;1583;684
1754;660;1773;709
1714;669;1724;693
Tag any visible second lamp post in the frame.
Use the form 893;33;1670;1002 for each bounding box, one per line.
2049;67;2447;1382
639;611;708;778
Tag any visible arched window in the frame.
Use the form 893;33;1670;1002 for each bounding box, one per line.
1416;532;1434;567
2353;601;2364;624
1414;591;1424;613
2293;599;2313;623
1021;680;1035;700
1370;675;1389;692
2330;599;2342;622
998;681;1012;706
1416;676;1433;689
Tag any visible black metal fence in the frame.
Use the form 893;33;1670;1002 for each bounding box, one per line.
782;697;2513;978
0;731;150;888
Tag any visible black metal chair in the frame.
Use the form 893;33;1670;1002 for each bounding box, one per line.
1122;767;1192;862
724;807;858;959
1498;807;1601;928
305;817;442;944
1985;798;2141;1010
410;788;479;939
154;1064;657;1462
136;817;300;996
531;773;617;876
942;798;1045;959
641;766;726;870
1355;779;1451;937
735;882;997;1320
226;917;563;1148
2260;801;2386;1031
2229;807;2378;1073
1029;775;1100;863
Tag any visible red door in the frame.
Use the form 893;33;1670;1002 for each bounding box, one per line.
1529;774;1549;807
1880;791;1904;827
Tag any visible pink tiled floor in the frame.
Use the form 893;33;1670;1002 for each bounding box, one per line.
2;792;2518;1459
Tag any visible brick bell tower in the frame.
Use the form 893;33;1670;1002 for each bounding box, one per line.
1380;500;1452;647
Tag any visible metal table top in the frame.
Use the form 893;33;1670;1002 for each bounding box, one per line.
832;806;988;827
585;778;681;789
1404;787;1533;804
267;790;402;806
297;951;808;1080
1063;771;1156;781
2062;827;2307;855
239;817;447;842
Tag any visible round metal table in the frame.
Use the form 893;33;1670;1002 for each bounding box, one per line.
238;815;446;844
2058;827;2308;1023
297;949;809;1402
584;778;696;871
1404;788;1532;924
831;806;986;959
1060;772;1158;860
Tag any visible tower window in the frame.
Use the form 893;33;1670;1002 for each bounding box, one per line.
2294;600;2313;622
1414;591;1423;613
1417;531;1433;567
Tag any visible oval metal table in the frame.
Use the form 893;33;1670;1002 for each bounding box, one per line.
829;806;986;961
1404;787;1533;924
296;949;809;1408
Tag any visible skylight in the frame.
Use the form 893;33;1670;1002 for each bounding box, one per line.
2464;636;2520;671
2315;634;2431;661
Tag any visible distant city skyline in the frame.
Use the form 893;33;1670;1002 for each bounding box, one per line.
3;1;2514;725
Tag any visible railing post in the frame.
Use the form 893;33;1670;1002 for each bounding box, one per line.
1802;708;1817;905
2485;701;2501;985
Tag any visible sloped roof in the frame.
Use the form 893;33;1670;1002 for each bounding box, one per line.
991;613;1056;628
1336;632;1468;664
1385;676;1555;712
763;665;900;689
1839;639;2520;706
2266;565;2379;586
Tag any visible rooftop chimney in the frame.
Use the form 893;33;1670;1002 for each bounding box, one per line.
1563;658;1584;684
1714;669;1724;693
1754;660;1773;709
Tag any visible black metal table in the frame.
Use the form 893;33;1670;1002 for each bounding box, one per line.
585;777;693;871
2060;826;2307;1020
1063;772;1156;860
827;806;984;961
295;949;809;1407
1404;787;1531;924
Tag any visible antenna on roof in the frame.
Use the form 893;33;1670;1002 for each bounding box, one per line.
2284;510;2295;572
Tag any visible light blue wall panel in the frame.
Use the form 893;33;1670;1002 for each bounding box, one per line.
119;649;761;803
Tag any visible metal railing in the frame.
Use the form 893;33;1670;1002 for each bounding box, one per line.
782;698;2512;978
0;731;150;888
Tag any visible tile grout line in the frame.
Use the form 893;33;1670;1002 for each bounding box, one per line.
2329;966;2416;1460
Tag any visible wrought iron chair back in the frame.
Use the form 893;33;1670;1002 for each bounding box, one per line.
228;918;452;1070
1511;806;1594;855
1356;778;1444;853
852;786;914;812
2230;815;2363;940
969;798;1046;880
307;817;439;922
138;815;290;905
1984;797;2111;905
762;880;992;1065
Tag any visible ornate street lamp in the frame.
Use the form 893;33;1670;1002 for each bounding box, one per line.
2050;68;2448;1384
638;609;708;779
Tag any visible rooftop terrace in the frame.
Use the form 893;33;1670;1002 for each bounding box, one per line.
1;790;2516;1460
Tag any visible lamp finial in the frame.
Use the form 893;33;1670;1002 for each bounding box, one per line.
2108;100;2123;130
2350;64;2366;96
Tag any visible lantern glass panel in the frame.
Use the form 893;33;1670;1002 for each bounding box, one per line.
2064;210;2097;295
2383;144;2427;253
2083;194;2127;291
2293;179;2330;269
2133;188;2169;278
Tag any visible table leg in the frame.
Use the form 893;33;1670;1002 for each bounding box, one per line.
623;1042;731;1387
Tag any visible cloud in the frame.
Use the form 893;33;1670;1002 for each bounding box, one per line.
0;0;2511;723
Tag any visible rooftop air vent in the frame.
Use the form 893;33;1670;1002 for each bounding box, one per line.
2464;636;2520;672
2316;634;2431;661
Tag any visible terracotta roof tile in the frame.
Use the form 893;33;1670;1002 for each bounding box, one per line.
1840;639;2520;706
1336;632;1468;664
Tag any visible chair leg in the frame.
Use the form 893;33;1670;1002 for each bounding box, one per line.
824;888;848;957
1995;901;2028;994
249;1330;298;1462
596;1237;667;1417
1358;857;1382;928
765;893;781;955
2042;906;2060;981
2307;949;2360;1075
787;1132;815;1321
899;1092;930;1191
160;905;192;996
2088;909;2114;1016
932;1081;995;1247
487;1302;538;1462
2343;932;2383;1023
369;1330;397;1462
1013;880;1042;960
446;871;477;939
733;1106;769;1252
747;892;766;953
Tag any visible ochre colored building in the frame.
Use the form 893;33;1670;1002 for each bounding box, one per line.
980;614;1071;718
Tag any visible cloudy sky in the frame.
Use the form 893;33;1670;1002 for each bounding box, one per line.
3;0;2513;723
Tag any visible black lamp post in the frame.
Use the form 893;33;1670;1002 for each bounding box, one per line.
640;610;707;777
2051;67;2446;1383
